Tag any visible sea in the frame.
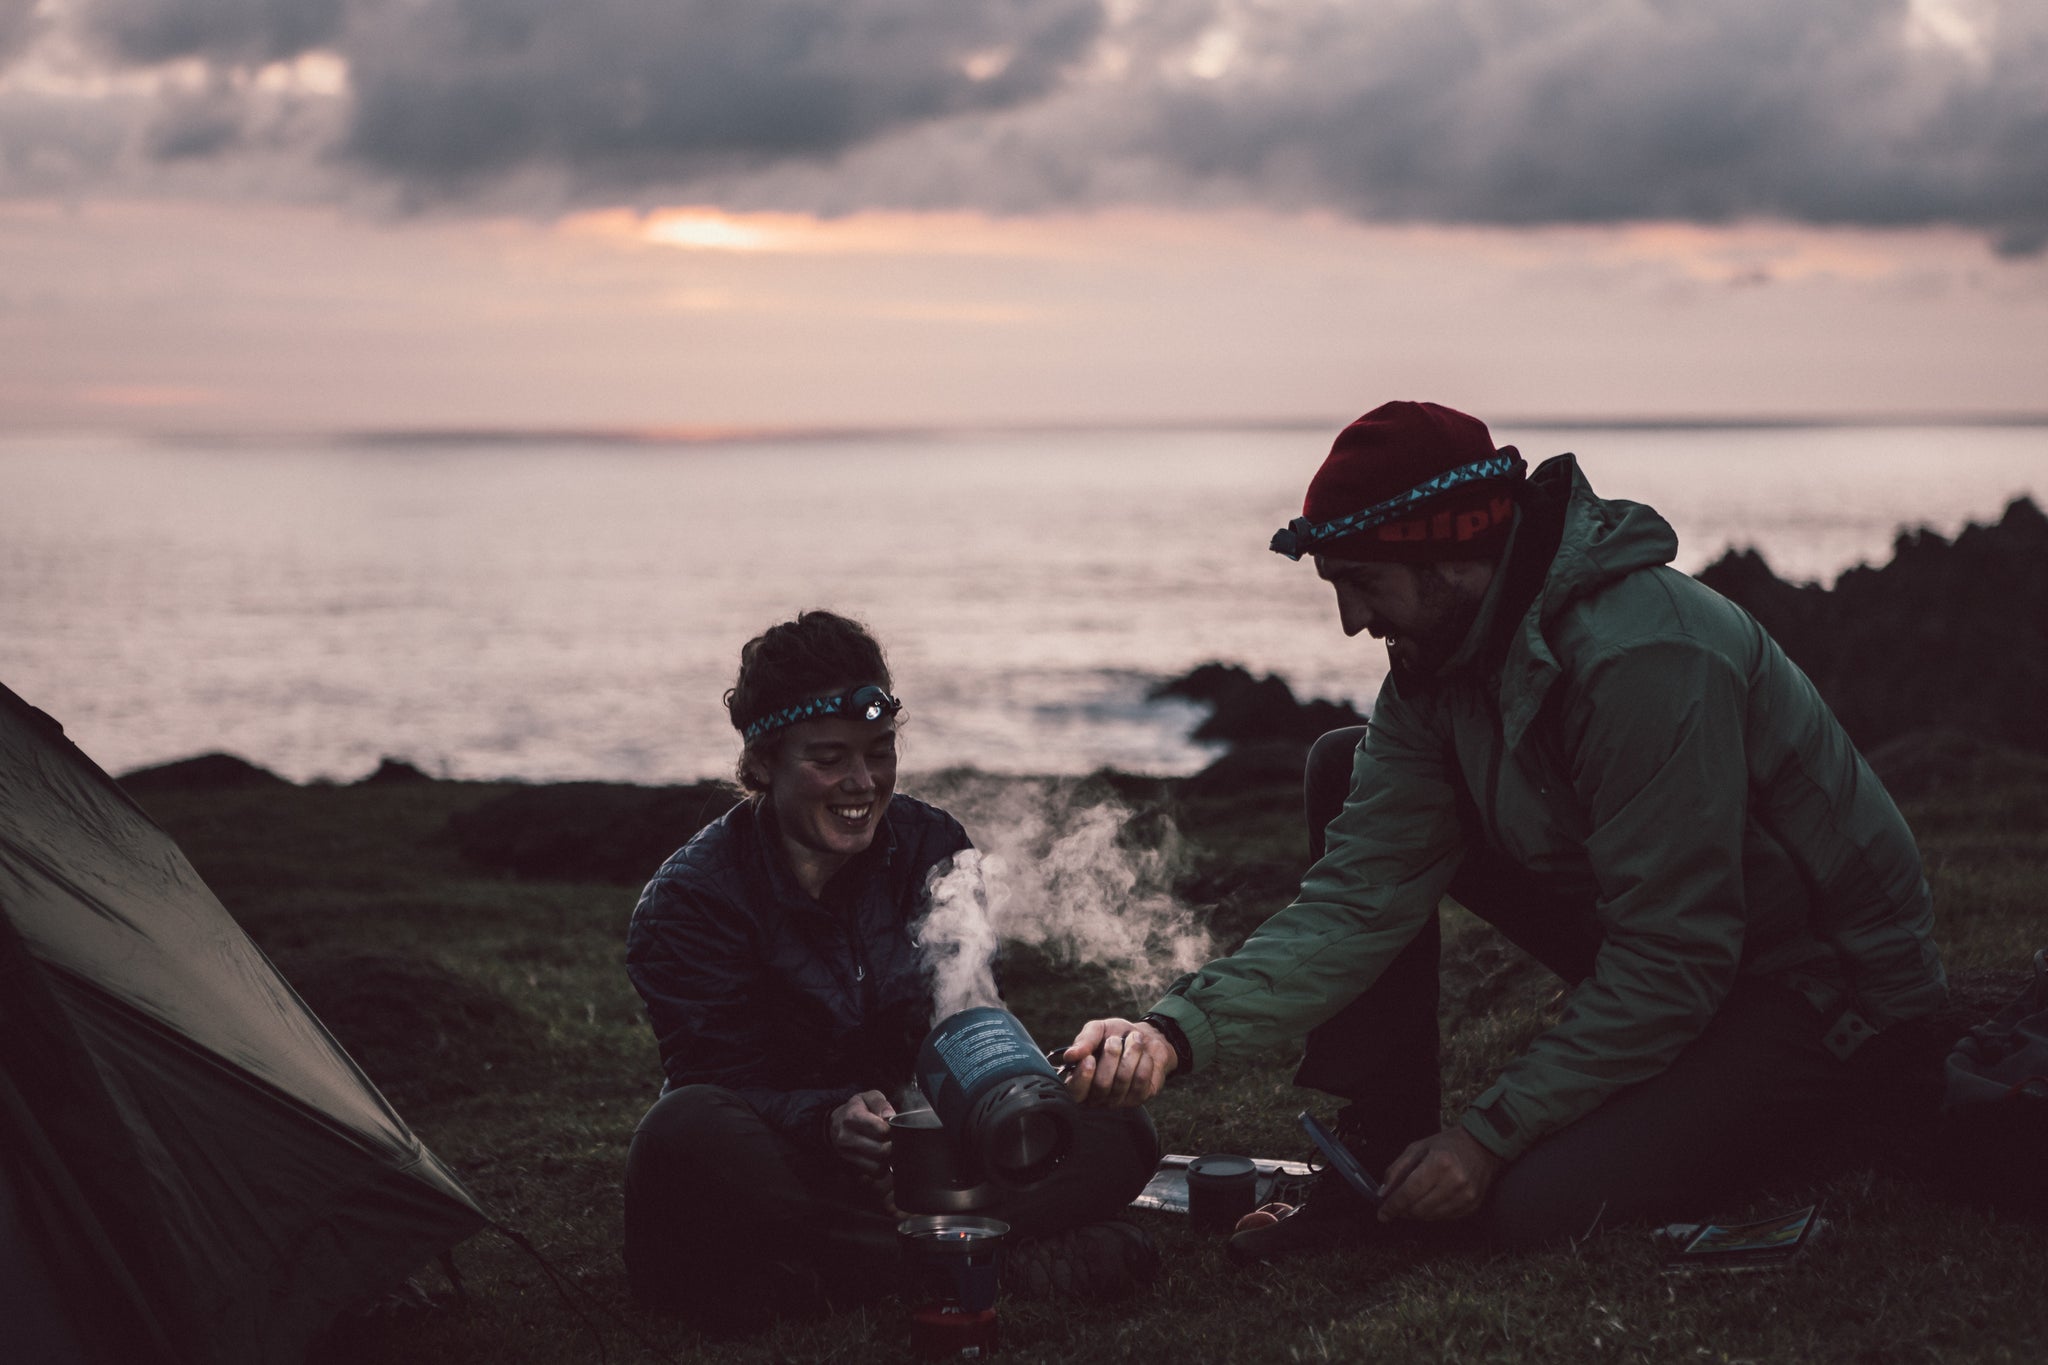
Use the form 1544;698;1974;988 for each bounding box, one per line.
3;423;2043;785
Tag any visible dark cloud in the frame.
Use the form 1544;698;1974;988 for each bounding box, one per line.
145;85;249;161
0;0;39;66
56;0;1106;189
341;0;1103;186
79;0;345;66
7;0;2048;252
1121;0;2048;250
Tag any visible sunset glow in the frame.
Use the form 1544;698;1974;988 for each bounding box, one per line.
640;211;786;252
1;2;2044;433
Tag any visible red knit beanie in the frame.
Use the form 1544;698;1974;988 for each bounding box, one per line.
1270;401;1525;563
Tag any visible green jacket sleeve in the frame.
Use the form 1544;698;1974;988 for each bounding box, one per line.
1149;687;1466;1070
1460;637;1750;1160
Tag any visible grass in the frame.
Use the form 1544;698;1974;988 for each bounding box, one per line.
134;764;2048;1365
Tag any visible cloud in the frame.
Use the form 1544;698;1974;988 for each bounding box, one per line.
340;0;1102;189
6;0;2048;251
0;0;41;65
40;0;1106;197
79;0;345;66
1124;0;2048;253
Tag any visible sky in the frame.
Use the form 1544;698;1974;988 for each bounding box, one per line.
4;0;2047;433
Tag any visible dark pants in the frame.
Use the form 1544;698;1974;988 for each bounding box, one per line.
623;1084;1159;1325
1299;726;1884;1248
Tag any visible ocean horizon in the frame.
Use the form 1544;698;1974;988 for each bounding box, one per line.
5;420;2043;786
36;409;2048;448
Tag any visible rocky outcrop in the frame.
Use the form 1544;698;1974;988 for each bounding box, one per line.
1697;497;2048;755
119;752;290;792
358;757;434;785
1151;662;1365;748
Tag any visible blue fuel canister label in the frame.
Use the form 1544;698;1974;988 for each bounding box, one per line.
937;1016;1034;1092
918;1007;1057;1120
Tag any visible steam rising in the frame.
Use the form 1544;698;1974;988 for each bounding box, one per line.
915;776;1212;1022
920;850;1005;1019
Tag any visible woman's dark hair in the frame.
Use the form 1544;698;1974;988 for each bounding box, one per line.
724;610;892;794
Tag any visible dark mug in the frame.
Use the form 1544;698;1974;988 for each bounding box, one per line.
1186;1153;1259;1232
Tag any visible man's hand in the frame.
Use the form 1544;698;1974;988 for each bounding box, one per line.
1060;1018;1176;1107
1376;1127;1504;1224
828;1089;896;1187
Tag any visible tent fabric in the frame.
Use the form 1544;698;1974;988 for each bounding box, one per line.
0;683;487;1365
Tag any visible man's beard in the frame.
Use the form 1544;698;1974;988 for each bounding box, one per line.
1386;565;1487;683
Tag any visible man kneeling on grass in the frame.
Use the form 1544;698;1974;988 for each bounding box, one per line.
1063;401;1946;1260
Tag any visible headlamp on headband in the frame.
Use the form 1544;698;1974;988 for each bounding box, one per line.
1270;452;1525;561
742;684;902;743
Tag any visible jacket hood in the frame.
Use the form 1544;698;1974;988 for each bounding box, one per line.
1496;453;1680;748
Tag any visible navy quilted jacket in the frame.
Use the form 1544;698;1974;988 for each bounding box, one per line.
626;793;973;1154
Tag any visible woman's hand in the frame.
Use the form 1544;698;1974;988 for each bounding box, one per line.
828;1089;896;1185
1060;1018;1176;1106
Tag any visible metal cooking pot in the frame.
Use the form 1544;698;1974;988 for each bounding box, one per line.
890;1109;994;1214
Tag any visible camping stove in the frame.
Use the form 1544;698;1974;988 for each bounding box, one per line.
897;1213;1009;1358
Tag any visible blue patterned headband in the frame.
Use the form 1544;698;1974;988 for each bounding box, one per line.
1269;452;1526;561
742;684;902;743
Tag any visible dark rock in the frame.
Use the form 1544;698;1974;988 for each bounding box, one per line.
1691;547;1830;648
119;752;291;792
1151;662;1262;708
1697;497;2048;756
358;758;433;786
449;780;739;884
1152;662;1366;748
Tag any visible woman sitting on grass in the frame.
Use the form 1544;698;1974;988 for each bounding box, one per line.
622;609;1159;1331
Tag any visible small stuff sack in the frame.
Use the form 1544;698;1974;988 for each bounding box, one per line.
1939;947;2048;1219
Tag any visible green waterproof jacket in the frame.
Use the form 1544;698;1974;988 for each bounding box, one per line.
1151;454;1946;1160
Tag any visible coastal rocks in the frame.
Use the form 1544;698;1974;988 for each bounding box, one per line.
449;780;738;884
1696;497;2048;755
358;757;434;785
1150;663;1365;748
119;751;291;792
1149;663;1363;816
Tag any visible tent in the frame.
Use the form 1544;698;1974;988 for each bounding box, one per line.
0;683;486;1365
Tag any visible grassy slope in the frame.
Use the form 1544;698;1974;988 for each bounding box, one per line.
136;768;2048;1365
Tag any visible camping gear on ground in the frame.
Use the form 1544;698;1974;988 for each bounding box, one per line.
1298;1110;1388;1208
898;1214;1008;1358
1184;1154;1259;1232
1654;1205;1825;1274
1938;947;2048;1219
0;683;486;1365
915;1007;1075;1189
1128;1154;1317;1215
891;1109;995;1213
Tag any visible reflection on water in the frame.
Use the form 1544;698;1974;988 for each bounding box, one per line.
2;424;2041;782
